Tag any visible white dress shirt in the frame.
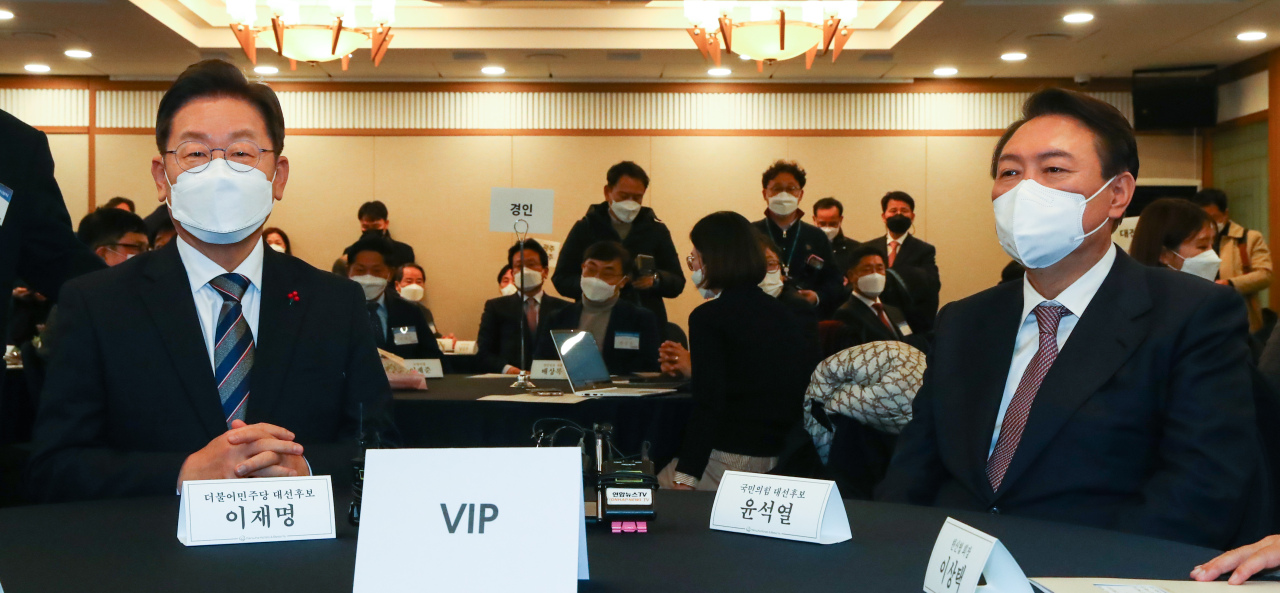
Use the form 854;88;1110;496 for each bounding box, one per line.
987;243;1117;458
176;236;264;372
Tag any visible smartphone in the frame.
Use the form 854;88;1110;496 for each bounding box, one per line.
635;254;656;276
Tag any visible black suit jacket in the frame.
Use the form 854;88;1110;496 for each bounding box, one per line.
27;244;392;502
877;250;1262;548
865;234;940;332
532;299;661;375
831;296;906;349
476;292;572;372
0;110;103;364
380;292;446;363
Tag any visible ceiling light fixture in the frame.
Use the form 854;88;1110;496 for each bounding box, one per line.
24;64;50;73
739;53;752;60
1063;12;1094;24
0;9;13;20
254;65;279;74
685;0;860;71
481;65;506;75
64;49;92;59
1238;31;1267;41
1001;52;1027;61
708;67;732;76
226;0;395;71
933;66;958;76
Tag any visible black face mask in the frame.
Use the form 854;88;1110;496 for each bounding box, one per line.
886;214;912;235
361;228;389;240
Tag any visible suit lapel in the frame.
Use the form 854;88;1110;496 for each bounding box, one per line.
248;249;309;423
994;252;1152;496
139;244;225;439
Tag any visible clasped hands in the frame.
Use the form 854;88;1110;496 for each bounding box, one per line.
178;420;309;484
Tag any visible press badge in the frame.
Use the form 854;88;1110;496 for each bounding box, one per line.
0;183;12;228
614;332;640;350
897;322;913;337
392;327;419;346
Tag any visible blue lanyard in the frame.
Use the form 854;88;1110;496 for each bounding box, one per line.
769;218;804;274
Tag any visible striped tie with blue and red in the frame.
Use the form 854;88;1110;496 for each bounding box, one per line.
210;273;254;428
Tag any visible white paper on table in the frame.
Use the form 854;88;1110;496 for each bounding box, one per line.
1031;578;1280;593
478;394;586;404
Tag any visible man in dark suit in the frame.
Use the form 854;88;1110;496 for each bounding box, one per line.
812;197;860;274
864;191;940;333
552;161;685;327
752;160;844;317
344;238;444;363
535;241;660;375
27;59;391;502
476;241;571;374
877;88;1262;549
831;244;910;353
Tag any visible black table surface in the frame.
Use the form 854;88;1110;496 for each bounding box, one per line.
0;490;1221;593
392;376;692;464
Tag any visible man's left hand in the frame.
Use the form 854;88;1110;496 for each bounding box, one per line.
796;289;819;305
632;275;656;290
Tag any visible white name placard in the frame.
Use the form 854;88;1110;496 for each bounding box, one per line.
923;518;1032;593
490;188;555;235
709;471;851;545
354;448;588;593
177;476;335;546
453;340;478;355
531;359;567;380
403;358;444;379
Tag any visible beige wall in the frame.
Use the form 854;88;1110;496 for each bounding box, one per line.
87;131;1200;339
44;134;89;224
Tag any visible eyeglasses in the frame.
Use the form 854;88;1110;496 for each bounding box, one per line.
765;184;801;196
109;242;150;255
164;140;276;173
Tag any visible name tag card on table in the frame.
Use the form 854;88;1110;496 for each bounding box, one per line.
490;188;555;235
452;340;478;355
531;359;567;380
709;471;851;545
923;518;1032;593
177;476;335;546
403;358;444;379
354;448;588;593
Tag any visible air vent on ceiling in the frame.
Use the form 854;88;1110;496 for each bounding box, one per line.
526;53;567;61
452;51;487;61
1026;33;1072;42
860;51;894;62
607;51;643;62
8;31;56;41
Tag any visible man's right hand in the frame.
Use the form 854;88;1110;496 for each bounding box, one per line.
1193;535;1280;584
177;421;305;484
659;340;691;378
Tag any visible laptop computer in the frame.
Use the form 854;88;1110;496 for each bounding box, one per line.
550;330;678;397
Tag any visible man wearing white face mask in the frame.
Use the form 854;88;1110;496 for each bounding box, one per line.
878;88;1263;549
751;160;844;317
552;161;685;328
811;197;860;274
829;245;911;356
477;241;571;375
28;60;392;502
534;241;660;376
394;262;448;340
345;239;444;364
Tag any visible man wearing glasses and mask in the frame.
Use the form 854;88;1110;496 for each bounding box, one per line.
750;160;844;317
28;60;391;502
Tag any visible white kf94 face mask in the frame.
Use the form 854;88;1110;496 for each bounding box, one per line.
167;159;276;245
992;176;1116;269
768;193;800;217
1174;249;1221;282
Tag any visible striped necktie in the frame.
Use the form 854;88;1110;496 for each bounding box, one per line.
210;273;254;428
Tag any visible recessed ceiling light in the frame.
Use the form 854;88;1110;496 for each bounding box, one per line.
24;64;50;73
0;10;13;19
1001;52;1027;62
738;53;752;60
1063;12;1093;24
64;49;92;59
254;66;278;75
481;65;506;75
933;67;958;76
708;67;732;76
1238;31;1267;42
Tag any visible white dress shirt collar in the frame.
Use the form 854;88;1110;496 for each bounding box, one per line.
886;231;905;245
175;235;265;293
1019;243;1116;321
853;291;881;309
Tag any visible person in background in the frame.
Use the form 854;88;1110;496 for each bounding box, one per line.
830;244;912;353
345;238;444;363
76;208;150;267
394;262;450;340
659;211;812;491
28;59;390;502
812;196;860;273
497;264;516;296
863;191;941;333
876;88;1261;549
357;200;415;268
151;215;177;250
553;161;685;326
756;232;821;362
101;196;136;213
262;226;291;256
1192;188;1274;334
535;241;660;375
477;241;571;374
752;160;844;317
1128;198;1218;280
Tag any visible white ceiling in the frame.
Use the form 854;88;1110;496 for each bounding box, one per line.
1;0;1278;82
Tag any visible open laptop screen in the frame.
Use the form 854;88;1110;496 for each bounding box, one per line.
550;330;611;391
